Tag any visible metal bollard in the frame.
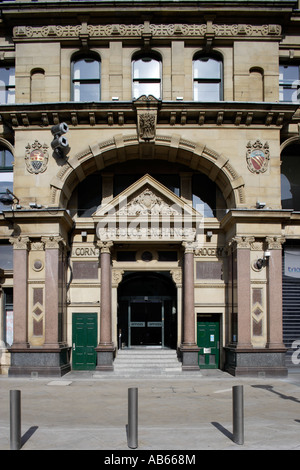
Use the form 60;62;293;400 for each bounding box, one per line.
128;387;138;449
10;390;21;450
232;385;244;445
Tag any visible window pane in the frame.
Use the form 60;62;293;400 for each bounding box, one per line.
0;67;15;104
0;172;13;191
194;82;220;101
194;58;221;79
0;149;13;168
73;82;100;101
74;59;100;80
133;58;160;79
279;65;299;83
0;245;13;269
133;81;161;99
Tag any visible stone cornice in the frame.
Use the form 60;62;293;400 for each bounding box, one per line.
0;101;297;129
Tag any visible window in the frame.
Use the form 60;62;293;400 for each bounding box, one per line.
3;288;13;347
193;54;222;101
192;173;226;219
0;66;15;104
279;64;300;102
132;54;162;99
281;143;300;210
77;173;102;217
71;55;101;102
0;148;14;212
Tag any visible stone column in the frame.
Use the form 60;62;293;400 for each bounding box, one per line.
96;241;115;371
9;236;30;349
235;237;253;349
180;242;199;370
266;237;286;350
42;236;65;348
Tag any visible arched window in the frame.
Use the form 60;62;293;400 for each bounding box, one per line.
132;53;162;99
193;54;222;101
281;142;300;210
71;53;101;102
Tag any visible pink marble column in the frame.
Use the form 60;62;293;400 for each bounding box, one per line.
10;237;30;349
181;242;199;370
266;238;286;349
236;245;252;349
43;236;64;348
96;241;115;371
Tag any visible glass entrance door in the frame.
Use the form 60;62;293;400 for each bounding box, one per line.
129;299;163;347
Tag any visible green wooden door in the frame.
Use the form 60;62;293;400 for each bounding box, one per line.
197;317;220;369
72;313;97;370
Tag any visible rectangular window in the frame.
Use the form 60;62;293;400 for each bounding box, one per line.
279;64;300;103
0;66;15;104
0;244;13;270
3;288;13;347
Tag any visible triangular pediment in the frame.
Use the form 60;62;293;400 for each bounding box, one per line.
93;174;198;218
93;174;201;242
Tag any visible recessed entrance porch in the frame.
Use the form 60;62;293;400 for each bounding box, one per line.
117;272;177;350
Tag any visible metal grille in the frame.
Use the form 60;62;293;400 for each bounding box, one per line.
282;248;300;368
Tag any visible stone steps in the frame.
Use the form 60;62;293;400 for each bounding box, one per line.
113;349;182;375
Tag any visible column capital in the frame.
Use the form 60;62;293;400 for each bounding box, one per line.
97;240;113;253
41;235;65;249
231;236;255;249
266;236;285;250
9;236;30;250
182;241;195;254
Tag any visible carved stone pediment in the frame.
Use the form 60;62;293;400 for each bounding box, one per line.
93;174;201;242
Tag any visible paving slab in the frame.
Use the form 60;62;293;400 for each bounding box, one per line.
0;370;299;451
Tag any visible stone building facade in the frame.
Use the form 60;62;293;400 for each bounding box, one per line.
0;0;300;377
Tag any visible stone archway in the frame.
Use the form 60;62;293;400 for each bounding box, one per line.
50;133;245;209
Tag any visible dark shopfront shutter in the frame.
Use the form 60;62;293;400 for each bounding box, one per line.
282;247;300;368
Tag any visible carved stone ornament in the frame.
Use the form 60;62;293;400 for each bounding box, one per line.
138;113;156;141
118;188;180;216
246;140;270;174
25;140;49;174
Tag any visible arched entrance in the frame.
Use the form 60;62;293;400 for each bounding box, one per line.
118;272;177;349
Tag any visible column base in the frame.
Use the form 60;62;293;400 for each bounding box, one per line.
8;347;71;377
95;345;115;371
225;346;288;377
180;344;200;371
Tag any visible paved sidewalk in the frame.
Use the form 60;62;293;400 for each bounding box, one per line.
0;369;299;451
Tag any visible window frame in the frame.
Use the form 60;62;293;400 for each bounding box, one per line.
71;53;101;102
132;53;162;100
193;53;223;102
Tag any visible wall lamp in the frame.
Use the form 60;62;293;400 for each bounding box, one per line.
51;122;70;158
255;250;271;270
0;189;19;206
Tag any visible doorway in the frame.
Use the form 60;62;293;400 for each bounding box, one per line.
118;272;177;349
197;314;220;369
72;313;98;370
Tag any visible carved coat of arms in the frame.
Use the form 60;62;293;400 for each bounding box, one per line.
246;140;270;174
25;140;49;174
